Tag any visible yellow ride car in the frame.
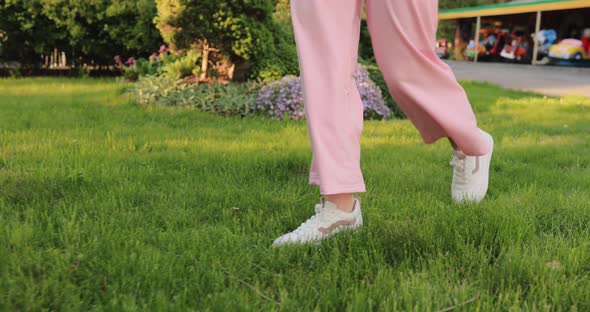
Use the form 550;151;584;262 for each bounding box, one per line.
549;39;590;61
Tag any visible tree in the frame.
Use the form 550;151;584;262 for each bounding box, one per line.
1;0;162;67
40;0;161;66
0;0;66;65
104;1;162;57
155;0;298;81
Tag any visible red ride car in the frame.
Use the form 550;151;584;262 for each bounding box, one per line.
465;28;508;61
500;28;531;62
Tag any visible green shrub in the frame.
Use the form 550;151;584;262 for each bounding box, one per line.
160;49;201;79
134;75;181;105
119;57;160;82
134;75;259;117
72;67;91;78
8;68;23;79
117;46;202;82
199;83;259;116
359;18;375;62
250;23;299;82
123;67;139;81
139;58;158;76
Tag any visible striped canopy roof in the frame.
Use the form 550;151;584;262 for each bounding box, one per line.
439;0;590;20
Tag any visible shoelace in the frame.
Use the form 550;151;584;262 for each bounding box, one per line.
450;152;469;184
291;204;332;236
450;152;480;184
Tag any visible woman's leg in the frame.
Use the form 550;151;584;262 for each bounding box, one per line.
366;0;491;156
366;0;494;203
272;0;365;246
291;0;366;199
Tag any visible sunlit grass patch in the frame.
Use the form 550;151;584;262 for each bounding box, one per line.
1;78;589;310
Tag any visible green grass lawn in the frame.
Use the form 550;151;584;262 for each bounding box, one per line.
1;78;590;311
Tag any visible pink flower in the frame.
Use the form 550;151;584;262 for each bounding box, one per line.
114;55;122;66
159;45;169;54
125;57;135;66
150;52;159;60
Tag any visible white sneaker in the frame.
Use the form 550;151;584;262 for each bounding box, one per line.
450;129;494;203
272;198;363;247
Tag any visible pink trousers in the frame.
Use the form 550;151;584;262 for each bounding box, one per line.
291;0;492;195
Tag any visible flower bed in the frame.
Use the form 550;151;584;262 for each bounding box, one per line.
255;65;391;120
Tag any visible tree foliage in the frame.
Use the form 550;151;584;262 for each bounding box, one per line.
155;0;298;81
0;0;65;65
1;0;507;73
40;0;161;65
0;0;161;66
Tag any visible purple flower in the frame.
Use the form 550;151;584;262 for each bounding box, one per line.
254;64;391;120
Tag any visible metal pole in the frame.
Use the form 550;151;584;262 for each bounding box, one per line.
532;11;542;65
474;16;481;63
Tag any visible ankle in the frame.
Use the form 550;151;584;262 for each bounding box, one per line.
324;194;355;213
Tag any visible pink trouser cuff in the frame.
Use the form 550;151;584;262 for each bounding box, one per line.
309;175;366;195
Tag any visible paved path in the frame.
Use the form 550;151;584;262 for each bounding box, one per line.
445;60;590;97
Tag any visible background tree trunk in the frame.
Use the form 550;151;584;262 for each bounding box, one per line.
200;40;209;80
